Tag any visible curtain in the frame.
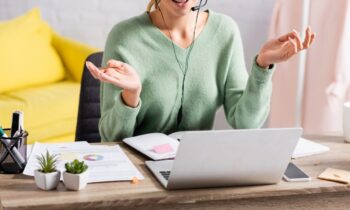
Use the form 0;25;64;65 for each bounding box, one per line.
268;0;350;134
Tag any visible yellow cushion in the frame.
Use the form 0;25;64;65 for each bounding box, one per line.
5;81;80;143
28;118;77;144
31;134;76;144
0;8;65;93
52;33;99;82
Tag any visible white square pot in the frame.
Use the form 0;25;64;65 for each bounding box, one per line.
34;170;60;190
63;170;89;191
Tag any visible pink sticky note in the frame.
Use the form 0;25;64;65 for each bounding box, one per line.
153;143;173;154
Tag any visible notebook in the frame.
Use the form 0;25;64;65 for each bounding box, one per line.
123;132;183;160
292;138;330;158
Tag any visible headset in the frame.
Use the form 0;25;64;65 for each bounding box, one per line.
191;0;208;11
154;0;208;128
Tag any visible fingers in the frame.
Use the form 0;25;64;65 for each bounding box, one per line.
278;32;297;43
287;27;316;51
99;72;122;86
95;68;123;87
86;61;100;79
288;37;298;53
292;29;303;51
265;27;316;64
310;32;316;46
280;37;298;59
86;61;118;83
302;26;317;49
280;27;316;48
104;68;124;79
99;67;123;75
303;26;312;49
107;59;126;69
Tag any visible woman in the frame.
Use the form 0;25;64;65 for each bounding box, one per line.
86;0;315;142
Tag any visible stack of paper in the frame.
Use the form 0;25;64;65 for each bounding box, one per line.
292;138;330;158
24;141;144;183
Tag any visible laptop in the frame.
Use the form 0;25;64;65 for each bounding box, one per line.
145;128;302;190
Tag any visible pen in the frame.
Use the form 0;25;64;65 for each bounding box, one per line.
13;130;21;138
11;111;24;137
0;126;6;161
19;111;24;133
13;131;26;165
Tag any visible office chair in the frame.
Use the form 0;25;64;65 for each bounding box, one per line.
75;52;103;143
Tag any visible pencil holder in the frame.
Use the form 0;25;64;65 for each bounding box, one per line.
0;129;28;174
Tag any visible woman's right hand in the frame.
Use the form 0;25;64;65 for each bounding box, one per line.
86;60;142;108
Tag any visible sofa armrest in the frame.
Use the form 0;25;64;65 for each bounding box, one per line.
52;32;99;82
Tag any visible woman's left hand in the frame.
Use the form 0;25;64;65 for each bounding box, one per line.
256;27;316;68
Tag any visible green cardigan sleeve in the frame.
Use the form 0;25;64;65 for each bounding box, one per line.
223;22;275;129
98;27;142;142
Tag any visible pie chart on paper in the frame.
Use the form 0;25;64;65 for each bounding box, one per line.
83;154;104;161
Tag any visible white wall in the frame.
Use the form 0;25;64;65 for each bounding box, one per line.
0;0;276;129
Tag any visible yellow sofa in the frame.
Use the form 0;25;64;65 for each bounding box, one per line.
0;9;98;144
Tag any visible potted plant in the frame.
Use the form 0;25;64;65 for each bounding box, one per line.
63;159;89;191
34;150;60;190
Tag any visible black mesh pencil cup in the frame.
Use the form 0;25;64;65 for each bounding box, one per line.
0;129;28;174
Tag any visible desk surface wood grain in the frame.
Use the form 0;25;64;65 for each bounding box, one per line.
1;135;350;210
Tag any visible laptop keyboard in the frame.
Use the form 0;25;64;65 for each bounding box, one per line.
160;171;171;180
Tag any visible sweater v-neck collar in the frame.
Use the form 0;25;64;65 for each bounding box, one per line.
142;10;213;51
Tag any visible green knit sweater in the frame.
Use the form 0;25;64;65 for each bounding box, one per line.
99;10;275;142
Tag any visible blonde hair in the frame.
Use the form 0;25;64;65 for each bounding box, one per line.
147;0;160;12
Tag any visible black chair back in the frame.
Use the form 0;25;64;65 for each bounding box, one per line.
75;52;103;143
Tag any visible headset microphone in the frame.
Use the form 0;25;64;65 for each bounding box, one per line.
191;0;208;11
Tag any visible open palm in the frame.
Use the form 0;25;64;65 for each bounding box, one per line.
86;60;141;92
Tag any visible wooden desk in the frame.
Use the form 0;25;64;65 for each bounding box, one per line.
1;135;350;210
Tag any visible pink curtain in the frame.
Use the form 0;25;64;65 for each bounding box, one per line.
269;0;350;134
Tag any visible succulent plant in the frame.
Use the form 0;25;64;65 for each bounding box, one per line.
65;159;88;174
36;150;58;173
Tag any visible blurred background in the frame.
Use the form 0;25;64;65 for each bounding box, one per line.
0;0;274;65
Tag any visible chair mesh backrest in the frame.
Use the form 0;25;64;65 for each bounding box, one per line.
75;52;103;143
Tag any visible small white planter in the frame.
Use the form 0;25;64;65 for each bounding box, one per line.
34;170;60;190
63;170;89;191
